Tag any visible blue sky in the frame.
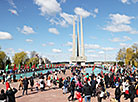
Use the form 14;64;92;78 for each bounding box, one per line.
0;0;138;62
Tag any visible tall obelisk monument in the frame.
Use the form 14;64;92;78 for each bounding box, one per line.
80;16;84;57
77;19;80;57
72;18;76;57
70;16;87;66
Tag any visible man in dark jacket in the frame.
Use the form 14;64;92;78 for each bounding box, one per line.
83;81;92;102
6;88;17;102
90;76;97;97
104;73;109;88
68;79;75;101
129;82;136;102
30;77;34;91
115;84;121;102
59;77;63;88
0;89;7;101
22;77;29;95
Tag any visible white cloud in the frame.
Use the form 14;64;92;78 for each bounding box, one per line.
120;43;127;47
68;48;72;52
89;54;98;57
121;0;129;4
98;51;104;54
65;41;72;46
123;36;132;41
87;50;96;53
109;14;134;25
26;39;33;42
94;8;98;14
60;0;67;3
19;25;35;34
48;28;59;35
52;49;62;53
104;13;138;34
25;51;30;54
34;0;62;16
8;9;18;15
104;24;132;32
85;44;100;49
74;7;91;18
50;18;68;27
0;31;12;40
42;44;46;47
102;47;115;51
18;48;24;51
48;42;55;46
60;12;74;24
110;37;121;42
8;0;17;8
110;36;131;42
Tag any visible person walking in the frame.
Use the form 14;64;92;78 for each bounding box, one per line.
30;76;34;91
129;82;136;102
6;88;17;102
115;83;121;102
5;80;10;91
63;78;68;94
18;76;23;90
22;77;29;95
0;89;7;102
76;78;83;93
68;79;75;101
82;81;92;102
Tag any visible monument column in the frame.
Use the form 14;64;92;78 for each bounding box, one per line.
72;18;76;57
80;16;84;57
77;19;80;57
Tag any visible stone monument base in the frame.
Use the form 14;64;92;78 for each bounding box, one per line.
70;56;86;66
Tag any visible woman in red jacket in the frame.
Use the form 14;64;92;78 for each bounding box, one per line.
6;80;10;90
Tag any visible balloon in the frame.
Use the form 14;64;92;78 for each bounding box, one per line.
78;97;83;102
76;92;81;99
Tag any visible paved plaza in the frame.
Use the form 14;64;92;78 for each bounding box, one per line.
0;70;138;102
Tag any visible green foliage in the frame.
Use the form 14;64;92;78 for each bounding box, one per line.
117;43;138;66
0;51;7;69
12;51;28;65
26;57;39;65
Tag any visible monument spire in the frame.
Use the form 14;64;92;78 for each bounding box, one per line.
72;18;76;57
80;16;84;56
77;18;80;57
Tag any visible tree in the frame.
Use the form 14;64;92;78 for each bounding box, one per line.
12;51;28;65
28;57;39;65
117;48;126;62
125;48;134;65
30;51;37;58
0;51;7;70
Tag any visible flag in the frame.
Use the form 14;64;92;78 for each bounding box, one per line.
29;64;32;69
19;64;21;70
101;70;103;78
92;64;96;71
25;64;27;69
13;64;16;71
37;64;39;69
6;65;8;72
45;64;46;68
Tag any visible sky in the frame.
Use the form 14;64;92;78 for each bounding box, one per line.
0;0;138;62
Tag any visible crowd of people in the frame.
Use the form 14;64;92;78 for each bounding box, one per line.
0;65;138;102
